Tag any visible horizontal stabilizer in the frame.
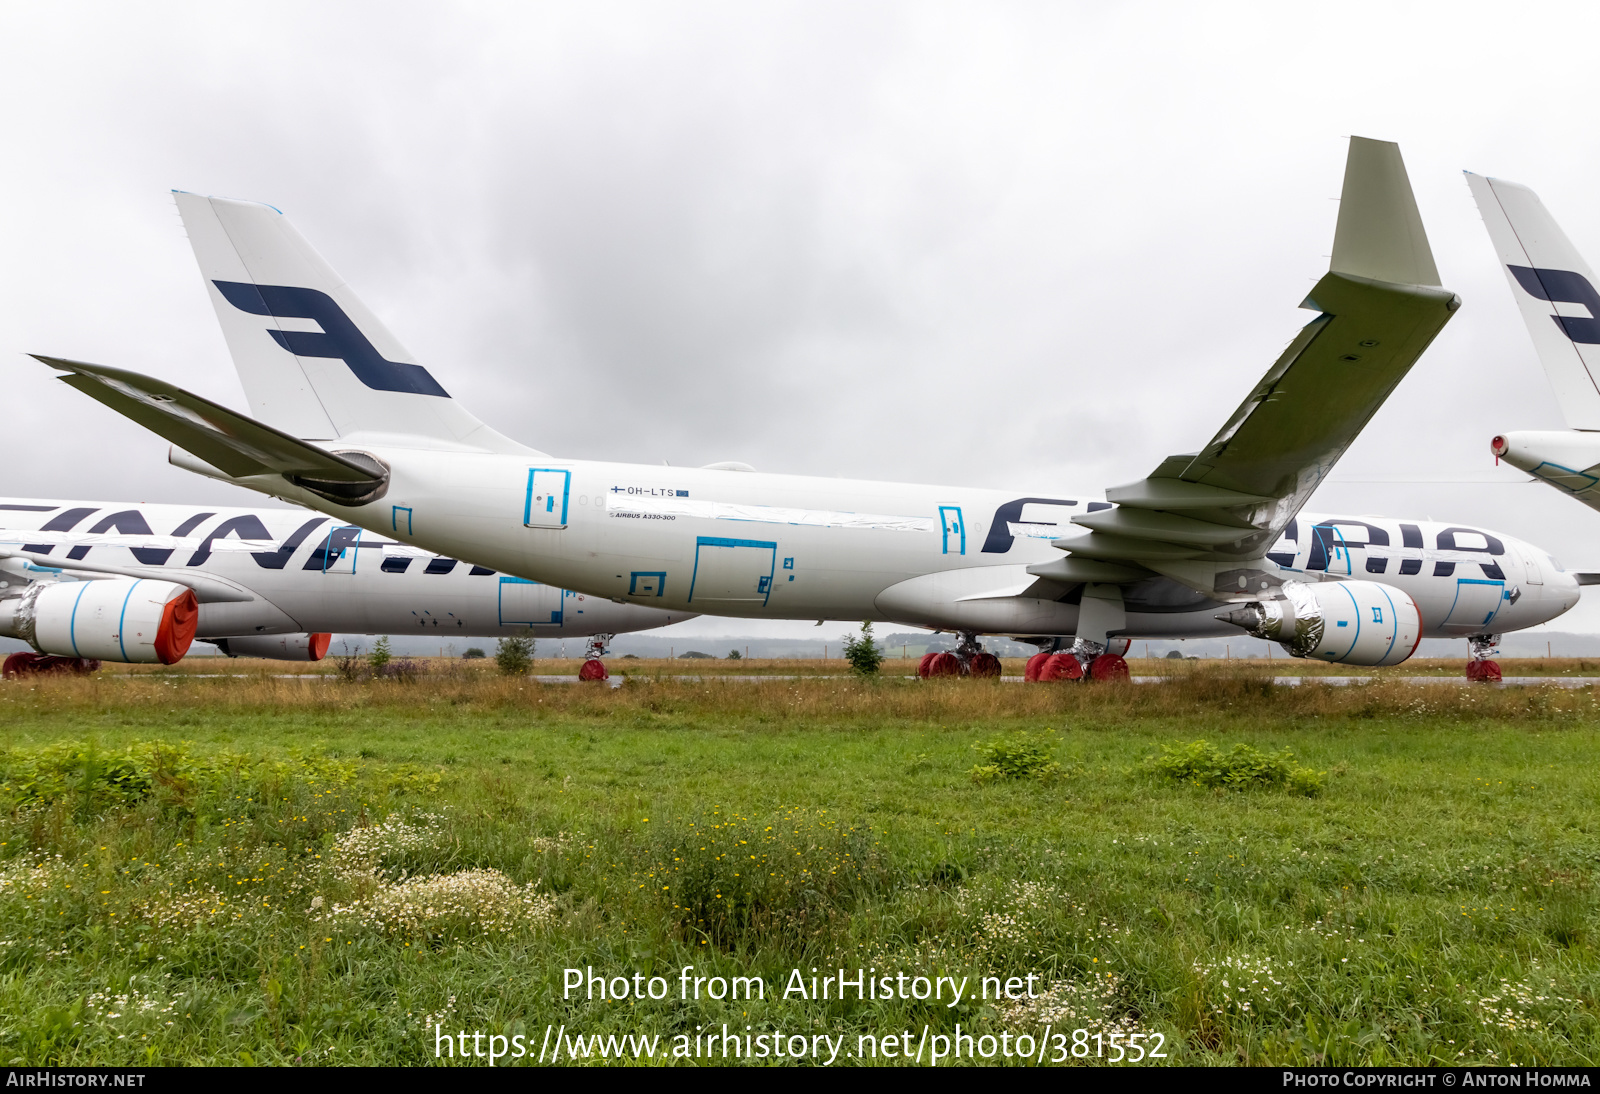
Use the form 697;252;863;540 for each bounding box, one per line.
34;355;386;500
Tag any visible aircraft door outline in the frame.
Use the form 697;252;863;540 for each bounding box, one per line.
939;506;966;556
689;537;778;607
524;469;571;529
1445;578;1506;630
321;526;362;574
498;576;563;625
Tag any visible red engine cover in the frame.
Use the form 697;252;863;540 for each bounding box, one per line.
152;589;199;665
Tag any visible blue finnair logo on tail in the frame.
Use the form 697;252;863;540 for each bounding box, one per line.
213;281;450;397
1509;266;1600;345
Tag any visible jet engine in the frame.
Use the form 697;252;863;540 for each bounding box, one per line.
1219;580;1421;667
212;633;332;661
0;578;198;664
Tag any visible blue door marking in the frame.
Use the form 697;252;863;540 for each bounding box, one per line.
1447;578;1506;629
689;537;778;606
524;468;571;527
497;576;563;626
939;506;966;556
629;571;667;597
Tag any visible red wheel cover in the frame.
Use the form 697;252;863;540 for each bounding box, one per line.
1037;653;1083;682
1024;651;1050;682
925;652;961;677
969;652;1002;678
1089;654;1130;681
578;658;609;681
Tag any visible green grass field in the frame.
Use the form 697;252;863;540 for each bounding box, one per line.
1;666;1597;1066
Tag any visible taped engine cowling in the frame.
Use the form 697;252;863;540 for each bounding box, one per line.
0;579;198;664
213;633;332;661
1219;580;1422;667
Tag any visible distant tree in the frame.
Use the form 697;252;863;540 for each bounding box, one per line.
495;635;535;675
727;649;742;660
462;648;487;660
842;622;884;676
368;636;393;670
679;651;713;659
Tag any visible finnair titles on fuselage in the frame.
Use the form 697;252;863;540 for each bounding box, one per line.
0;498;691;664
36;137;1584;675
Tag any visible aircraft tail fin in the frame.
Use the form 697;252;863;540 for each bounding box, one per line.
173;191;531;453
1465;172;1600;431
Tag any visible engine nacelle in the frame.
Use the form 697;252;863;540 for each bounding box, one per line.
1219;580;1422;667
212;633;332;661
0;579;198;664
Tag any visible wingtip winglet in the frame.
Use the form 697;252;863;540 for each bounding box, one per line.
1330;136;1441;288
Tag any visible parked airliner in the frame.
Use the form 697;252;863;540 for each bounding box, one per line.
0;498;691;670
34;138;1584;679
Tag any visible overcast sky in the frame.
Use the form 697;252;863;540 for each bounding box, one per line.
5;1;1600;640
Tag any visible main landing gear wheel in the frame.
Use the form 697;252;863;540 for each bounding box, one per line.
1037;652;1084;682
579;633;615;681
1088;654;1130;681
1024;651;1051;682
968;652;1002;678
2;653;101;679
1466;634;1502;683
918;652;940;677
923;652;962;677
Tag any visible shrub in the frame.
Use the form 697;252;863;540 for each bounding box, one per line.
727;649;742;660
679;651;713;659
368;636;393;670
1146;739;1324;795
842;621;884;676
462;648;486;660
495;636;535;676
970;731;1062;782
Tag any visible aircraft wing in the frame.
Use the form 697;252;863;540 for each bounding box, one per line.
33;355;386;495
1052;138;1459;595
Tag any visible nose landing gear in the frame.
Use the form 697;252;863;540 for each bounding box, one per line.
1466;634;1502;682
579;634;613;681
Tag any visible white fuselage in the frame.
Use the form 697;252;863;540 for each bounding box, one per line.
233;450;1580;641
0;498;694;642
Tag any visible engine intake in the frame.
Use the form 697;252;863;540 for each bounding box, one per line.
0;579;198;664
1219;580;1421;667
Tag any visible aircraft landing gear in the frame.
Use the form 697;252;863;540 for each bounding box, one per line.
954;632;1001;677
1466;633;1502;682
579;634;613;681
1074;637;1132;681
2;653;100;678
917;633;1000;677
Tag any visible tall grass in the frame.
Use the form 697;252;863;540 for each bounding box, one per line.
0;666;1596;1065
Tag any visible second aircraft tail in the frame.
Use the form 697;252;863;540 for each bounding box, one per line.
1466;172;1600;431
